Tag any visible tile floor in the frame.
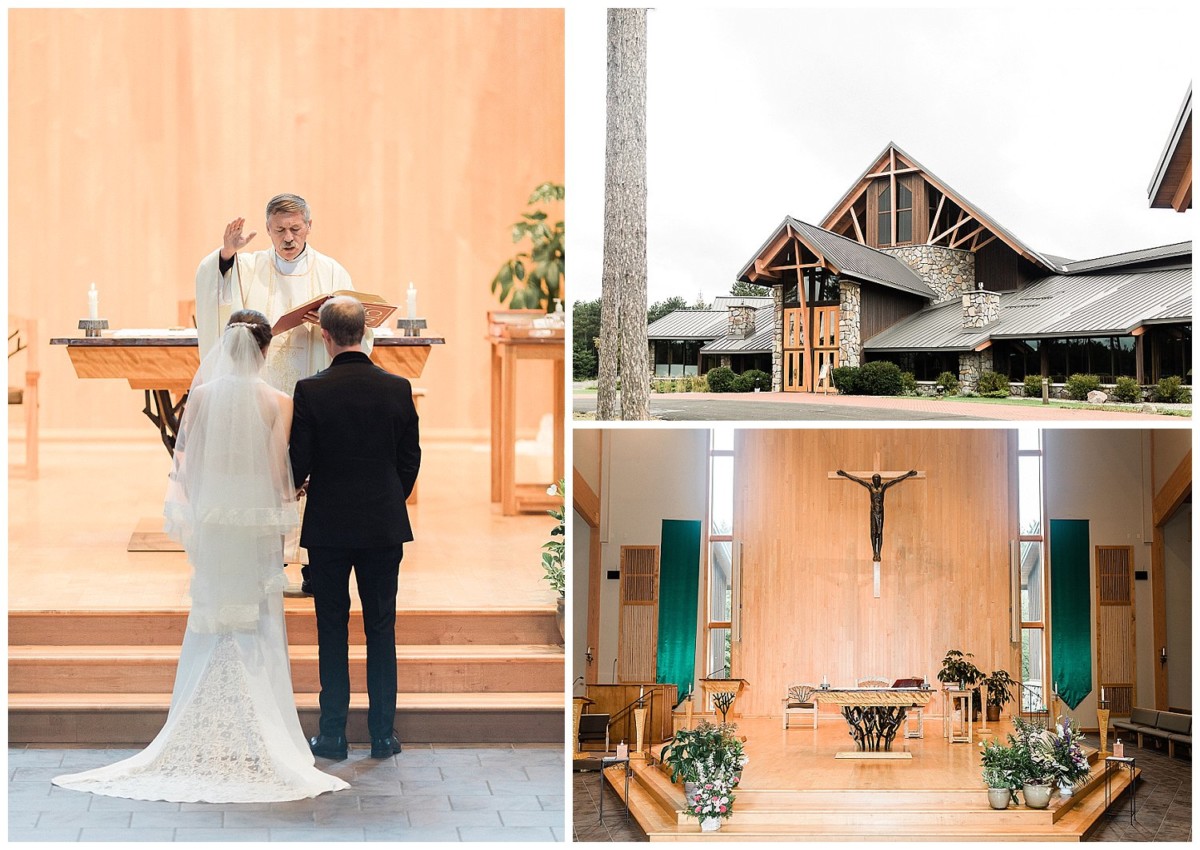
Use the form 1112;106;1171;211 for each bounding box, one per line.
570;745;1190;843
10;743;565;842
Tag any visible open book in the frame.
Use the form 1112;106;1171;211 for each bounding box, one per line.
271;290;397;335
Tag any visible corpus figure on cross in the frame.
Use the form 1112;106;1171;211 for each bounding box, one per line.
836;469;918;562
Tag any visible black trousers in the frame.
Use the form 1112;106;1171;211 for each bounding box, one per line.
307;544;404;740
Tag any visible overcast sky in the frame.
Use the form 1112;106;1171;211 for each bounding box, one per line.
567;6;1196;306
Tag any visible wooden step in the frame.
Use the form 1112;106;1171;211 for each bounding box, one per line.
9;644;564;694
613;758;1137;842
9;691;565;745
9;607;560;646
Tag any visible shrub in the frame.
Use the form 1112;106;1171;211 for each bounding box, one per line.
831;366;859;395
857;361;904;396
1111;376;1141;403
936;370;960;395
736;369;770;392
900;371;918;396
977;370;1010;398
1064;373;1100;401
706;366;737;393
1154;375;1190;404
1023;375;1044;398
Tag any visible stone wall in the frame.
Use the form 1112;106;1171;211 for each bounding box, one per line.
772;285;784;392
839;280;862;367
883;245;976;303
728;304;756;339
958;349;993;393
962;288;1000;329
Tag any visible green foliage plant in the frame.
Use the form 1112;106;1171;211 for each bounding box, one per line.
1110;376;1141;403
706;366;736;393
1023;375;1044;398
977;370;1011;398
734;369;770;392
1154;375;1190;403
936;371;960;395
857;361;904;396
490;182;565;311
900;371;918;395
831;366;859;395
1064;373;1100;401
541;479;565;595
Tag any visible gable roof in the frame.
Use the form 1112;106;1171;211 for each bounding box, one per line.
1059;241;1191;274
646;310;727;340
736;217;934;299
864;261;1192;353
821;142;1063;272
1148;84;1192;211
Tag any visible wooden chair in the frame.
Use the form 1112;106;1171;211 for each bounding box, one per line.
857;677;891;688
782;684;819;729
8;317;40;478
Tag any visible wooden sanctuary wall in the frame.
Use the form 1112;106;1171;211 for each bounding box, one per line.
731;429;1018;717
9;8;563;439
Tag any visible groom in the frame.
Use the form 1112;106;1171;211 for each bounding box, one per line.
289;296;421;760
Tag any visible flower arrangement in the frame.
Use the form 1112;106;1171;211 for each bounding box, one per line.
1008;716;1090;786
541;479;565;595
1047;716;1091;786
684;769;739;822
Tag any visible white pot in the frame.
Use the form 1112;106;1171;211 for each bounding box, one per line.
700;816;722;832
1058;781;1074;798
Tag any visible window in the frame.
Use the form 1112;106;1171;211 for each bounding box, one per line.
878;184;891;247
706;430;735;686
877;180;913;246
1017;429;1047;713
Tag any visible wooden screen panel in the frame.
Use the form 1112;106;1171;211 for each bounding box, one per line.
617;546;659;683
1096;546;1135;717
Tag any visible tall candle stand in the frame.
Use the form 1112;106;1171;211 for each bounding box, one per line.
1097;699;1111;754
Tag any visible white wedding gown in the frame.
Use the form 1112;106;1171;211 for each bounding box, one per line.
53;326;348;803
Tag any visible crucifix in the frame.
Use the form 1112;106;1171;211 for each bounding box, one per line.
829;453;925;597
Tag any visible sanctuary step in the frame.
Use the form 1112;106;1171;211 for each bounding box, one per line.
611;749;1136;841
10;605;565;745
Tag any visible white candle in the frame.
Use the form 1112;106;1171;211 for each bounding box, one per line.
639;686;645;701
88;283;99;320
1101;687;1105;702
407;281;417;319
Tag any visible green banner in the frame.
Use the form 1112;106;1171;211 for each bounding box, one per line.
656;519;701;702
1050;519;1091;710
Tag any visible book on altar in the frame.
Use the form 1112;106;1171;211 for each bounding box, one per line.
271;290;397;335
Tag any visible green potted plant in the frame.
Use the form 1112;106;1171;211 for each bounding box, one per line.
936;650;984;718
1010;717;1055;808
490;182;565;312
661;721;748;833
982;669;1018;722
979;737;1024;809
543;479;565;641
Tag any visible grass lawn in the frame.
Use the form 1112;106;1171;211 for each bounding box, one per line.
933;395;1191;416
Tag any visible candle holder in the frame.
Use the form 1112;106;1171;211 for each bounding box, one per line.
1097;699;1111;754
79;318;109;338
395;317;427;337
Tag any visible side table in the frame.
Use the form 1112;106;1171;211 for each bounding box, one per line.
599;756;631;822
1103;756;1136;824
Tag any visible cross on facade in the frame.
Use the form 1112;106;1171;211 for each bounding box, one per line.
828;453;925;597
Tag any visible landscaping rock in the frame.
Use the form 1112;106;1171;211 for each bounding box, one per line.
1087;390;1108;405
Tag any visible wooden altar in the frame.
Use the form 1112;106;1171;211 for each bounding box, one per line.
816;687;934;759
51;331;444;454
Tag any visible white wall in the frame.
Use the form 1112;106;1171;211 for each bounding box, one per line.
1043;429;1156;721
1163;504;1191;710
572;507;591;690
574;428;709;684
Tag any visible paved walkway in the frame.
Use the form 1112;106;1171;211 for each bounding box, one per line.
575;390;1190;422
9;743;564;842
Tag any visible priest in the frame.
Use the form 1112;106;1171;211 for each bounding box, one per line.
194;193;355;396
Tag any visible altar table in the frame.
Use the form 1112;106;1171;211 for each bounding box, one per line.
816;687;933;758
51;332;444;454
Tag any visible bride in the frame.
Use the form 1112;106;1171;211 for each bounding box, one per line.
53;310;349;803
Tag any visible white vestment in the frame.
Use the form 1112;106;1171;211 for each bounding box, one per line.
194;246;353;396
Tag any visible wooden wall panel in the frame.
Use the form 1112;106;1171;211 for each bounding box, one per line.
859;285;926;341
731;429;1016;716
9;9;564;438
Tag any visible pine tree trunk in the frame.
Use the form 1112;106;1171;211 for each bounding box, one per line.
597;8;649;421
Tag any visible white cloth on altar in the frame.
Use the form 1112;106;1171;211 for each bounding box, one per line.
194;246;353;396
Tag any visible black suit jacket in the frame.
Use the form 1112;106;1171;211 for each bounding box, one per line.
290;351;421;549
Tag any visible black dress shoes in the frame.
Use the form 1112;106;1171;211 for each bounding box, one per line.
309;734;348;760
371;732;402;758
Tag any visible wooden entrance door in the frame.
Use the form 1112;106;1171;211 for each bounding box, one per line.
782;306;839;392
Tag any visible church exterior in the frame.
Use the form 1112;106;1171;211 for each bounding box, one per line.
649;142;1191;394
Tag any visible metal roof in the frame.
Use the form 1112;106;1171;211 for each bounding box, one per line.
713;295;773;310
735;217;935;299
1059;242;1191;274
865;266;1192;352
646;310;727;340
821;142;1063;272
1148;83;1192;205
